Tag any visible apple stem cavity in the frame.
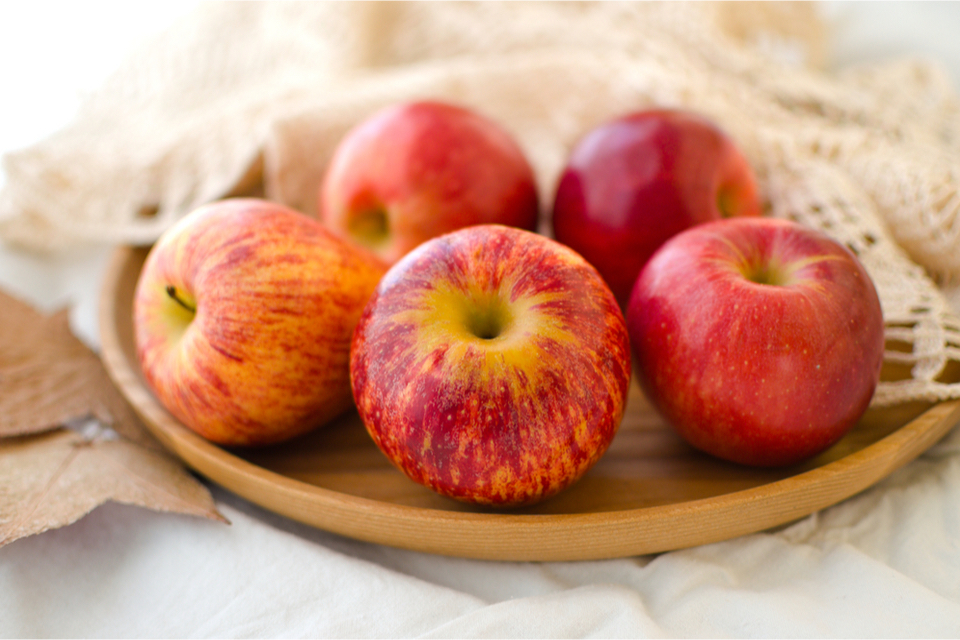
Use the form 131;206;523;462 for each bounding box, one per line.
165;285;196;314
717;185;739;218
741;259;793;287
348;206;390;247
465;297;512;341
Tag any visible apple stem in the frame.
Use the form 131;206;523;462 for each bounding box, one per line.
166;285;196;314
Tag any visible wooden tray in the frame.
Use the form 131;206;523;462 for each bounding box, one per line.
99;245;960;561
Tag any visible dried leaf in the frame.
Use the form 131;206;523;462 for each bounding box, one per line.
0;290;151;445
0;291;58;364
0;288;227;545
0;427;227;546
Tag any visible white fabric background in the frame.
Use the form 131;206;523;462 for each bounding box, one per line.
3;2;960;637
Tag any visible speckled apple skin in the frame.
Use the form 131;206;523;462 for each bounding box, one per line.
627;217;885;467
319;101;540;265
133;198;386;447
350;225;632;507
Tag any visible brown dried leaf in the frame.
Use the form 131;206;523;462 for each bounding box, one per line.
0;288;227;545
0;290;150;445
0;428;227;546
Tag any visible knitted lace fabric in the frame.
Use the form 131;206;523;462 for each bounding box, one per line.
1;2;958;406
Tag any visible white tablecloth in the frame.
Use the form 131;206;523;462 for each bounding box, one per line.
3;3;960;637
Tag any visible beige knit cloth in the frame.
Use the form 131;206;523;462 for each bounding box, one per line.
2;2;959;407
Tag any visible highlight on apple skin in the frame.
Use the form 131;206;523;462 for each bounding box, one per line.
319;100;540;265
133;198;387;447
349;224;632;507
626;217;885;467
552;108;763;307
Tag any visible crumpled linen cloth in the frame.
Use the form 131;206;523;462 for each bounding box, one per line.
4;423;960;637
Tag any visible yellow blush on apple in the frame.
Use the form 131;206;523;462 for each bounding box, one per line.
133;198;386;447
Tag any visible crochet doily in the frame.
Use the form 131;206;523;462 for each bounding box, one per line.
1;2;958;406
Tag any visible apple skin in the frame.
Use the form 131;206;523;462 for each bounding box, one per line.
133;198;386;447
319;100;540;265
350;224;632;507
626;217;885;467
552;108;762;307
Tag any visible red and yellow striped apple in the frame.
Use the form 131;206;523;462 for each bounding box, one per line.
350;224;632;507
133;198;386;447
319;100;540;265
552;108;762;307
627;217;885;467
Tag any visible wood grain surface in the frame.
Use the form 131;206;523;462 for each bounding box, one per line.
99;246;960;561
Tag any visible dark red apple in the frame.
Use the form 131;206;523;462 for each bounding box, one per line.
552;108;762;307
627;217;885;467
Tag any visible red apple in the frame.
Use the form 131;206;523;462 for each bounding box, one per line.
552;108;762;307
319;100;540;265
350;224;632;507
133;198;386;447
626;217;885;467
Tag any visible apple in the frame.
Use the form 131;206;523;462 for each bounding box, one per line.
552;108;763;307
350;224;632;507
319;100;540;265
133;198;386;447
626;217;885;467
